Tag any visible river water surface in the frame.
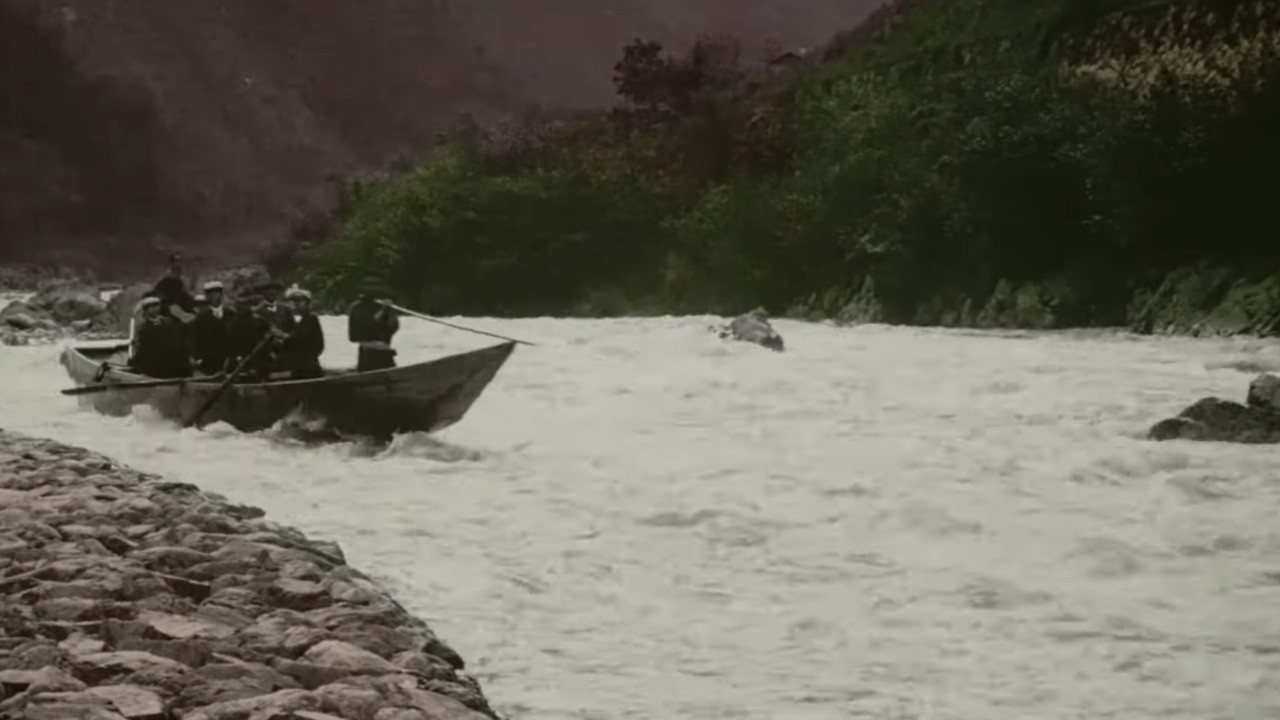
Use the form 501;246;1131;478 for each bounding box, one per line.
1;315;1279;720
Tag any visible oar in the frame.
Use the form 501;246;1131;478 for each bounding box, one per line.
61;376;207;397
384;302;536;346
183;331;277;429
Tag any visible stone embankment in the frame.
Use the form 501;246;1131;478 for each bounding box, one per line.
0;430;497;720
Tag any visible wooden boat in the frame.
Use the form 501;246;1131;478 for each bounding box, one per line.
59;341;517;438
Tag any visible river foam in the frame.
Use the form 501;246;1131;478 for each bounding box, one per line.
1;316;1278;719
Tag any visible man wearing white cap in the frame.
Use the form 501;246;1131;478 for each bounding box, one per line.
281;286;325;379
202;281;228;319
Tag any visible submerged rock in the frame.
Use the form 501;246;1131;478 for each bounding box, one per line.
0;430;498;720
1149;373;1280;443
717;307;785;352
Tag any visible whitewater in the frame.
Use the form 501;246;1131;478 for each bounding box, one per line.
1;314;1278;720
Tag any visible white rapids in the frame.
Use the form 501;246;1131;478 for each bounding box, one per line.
2;316;1280;720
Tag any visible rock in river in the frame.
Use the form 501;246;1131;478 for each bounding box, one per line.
1149;372;1280;443
716;307;786;352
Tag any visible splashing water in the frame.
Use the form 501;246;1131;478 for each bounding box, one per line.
1;315;1279;720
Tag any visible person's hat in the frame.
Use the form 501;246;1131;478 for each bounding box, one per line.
139;296;160;308
284;285;311;300
202;280;224;292
193;294;208;304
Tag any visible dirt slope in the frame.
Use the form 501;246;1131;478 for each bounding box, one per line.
0;0;877;275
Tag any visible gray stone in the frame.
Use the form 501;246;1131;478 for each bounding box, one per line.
0;665;87;695
28;284;107;324
73;650;187;683
301;640;399;675
1149;396;1280;443
85;684;167;719
717;307;786;351
1247;373;1280;411
180;688;319;720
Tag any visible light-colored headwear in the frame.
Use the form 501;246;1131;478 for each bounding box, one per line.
285;285;311;300
193;294;208;304
138;297;160;309
202;280;224;292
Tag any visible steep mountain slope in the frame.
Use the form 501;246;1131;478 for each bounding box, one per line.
0;0;877;274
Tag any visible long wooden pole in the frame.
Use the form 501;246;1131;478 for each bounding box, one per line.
384;302;535;346
183;331;276;429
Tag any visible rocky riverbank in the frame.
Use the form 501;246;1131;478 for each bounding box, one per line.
0;430;498;720
0;265;277;347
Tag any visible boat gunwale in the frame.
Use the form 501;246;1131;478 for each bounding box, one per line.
62;340;519;390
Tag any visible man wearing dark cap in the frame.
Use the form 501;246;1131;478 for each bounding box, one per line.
150;253;196;319
223;294;280;381
347;282;399;372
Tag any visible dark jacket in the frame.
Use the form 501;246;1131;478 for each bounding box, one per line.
188;308;232;375
224;311;274;380
348;299;399;344
151;274;195;316
266;303;296;333
132;316;191;378
282;313;325;378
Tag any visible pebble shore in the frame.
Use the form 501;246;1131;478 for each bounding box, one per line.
0;430;497;720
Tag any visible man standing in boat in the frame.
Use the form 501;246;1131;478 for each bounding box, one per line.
131;296;191;379
150;253;196;320
348;286;400;372
281;287;325;379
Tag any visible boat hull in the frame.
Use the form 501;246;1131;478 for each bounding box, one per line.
59;342;516;438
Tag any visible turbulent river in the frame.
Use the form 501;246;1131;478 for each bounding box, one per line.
2;314;1279;720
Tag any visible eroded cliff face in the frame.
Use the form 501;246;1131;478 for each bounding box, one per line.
1;0;874;274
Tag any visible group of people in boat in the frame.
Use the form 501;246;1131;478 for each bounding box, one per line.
129;254;402;381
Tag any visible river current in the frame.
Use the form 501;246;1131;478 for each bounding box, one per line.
1;314;1278;720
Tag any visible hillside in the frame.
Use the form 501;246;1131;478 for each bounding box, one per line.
286;0;1280;332
0;0;876;275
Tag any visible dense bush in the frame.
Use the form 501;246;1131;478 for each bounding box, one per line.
286;0;1280;331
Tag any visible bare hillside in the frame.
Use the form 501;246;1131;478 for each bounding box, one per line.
0;0;877;274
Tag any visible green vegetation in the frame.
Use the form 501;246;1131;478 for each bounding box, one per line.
284;0;1280;333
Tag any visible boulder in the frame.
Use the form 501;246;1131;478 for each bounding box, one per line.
90;284;150;336
1246;373;1280;411
195;266;273;302
28;283;107;324
717;307;786;352
85;684;167;719
1149;377;1280;443
1;300;55;330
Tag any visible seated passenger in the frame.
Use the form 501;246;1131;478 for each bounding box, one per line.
131;296;191;379
224;295;277;382
188;295;229;376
